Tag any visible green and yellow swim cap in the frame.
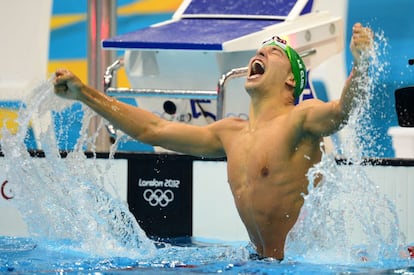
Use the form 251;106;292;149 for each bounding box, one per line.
261;36;307;99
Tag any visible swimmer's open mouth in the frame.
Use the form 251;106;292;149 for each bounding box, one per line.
249;60;265;79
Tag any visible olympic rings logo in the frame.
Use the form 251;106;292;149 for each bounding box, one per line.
143;189;174;207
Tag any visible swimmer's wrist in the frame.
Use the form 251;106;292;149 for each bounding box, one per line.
352;57;369;73
78;84;95;102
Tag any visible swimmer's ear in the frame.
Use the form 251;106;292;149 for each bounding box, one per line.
286;73;295;89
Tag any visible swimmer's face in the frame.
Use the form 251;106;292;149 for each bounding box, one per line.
245;41;293;94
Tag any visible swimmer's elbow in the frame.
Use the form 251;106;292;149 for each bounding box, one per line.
336;102;353;128
323;102;350;134
133;119;166;145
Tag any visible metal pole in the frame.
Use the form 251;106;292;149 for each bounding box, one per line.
216;67;248;120
87;0;117;152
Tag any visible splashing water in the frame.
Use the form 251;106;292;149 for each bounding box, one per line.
1;78;249;268
284;30;406;264
0;79;155;258
340;29;391;160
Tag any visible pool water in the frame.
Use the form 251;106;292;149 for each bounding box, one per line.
1;236;413;274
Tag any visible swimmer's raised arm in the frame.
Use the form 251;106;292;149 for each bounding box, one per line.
53;69;226;157
338;23;373;115
298;23;373;136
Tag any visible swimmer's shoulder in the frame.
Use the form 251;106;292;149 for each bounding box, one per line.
294;98;326;109
287;98;329;126
291;98;333;116
208;116;247;132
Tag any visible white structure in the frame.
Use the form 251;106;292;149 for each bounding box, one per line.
388;127;414;158
0;0;52;100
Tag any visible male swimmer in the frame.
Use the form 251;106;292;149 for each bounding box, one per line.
53;23;372;260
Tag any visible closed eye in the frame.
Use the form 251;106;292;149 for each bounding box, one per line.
270;46;284;56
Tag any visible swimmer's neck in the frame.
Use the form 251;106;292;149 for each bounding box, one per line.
248;101;293;128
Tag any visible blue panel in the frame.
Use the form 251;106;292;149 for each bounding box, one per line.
102;18;280;50
52;0;87;15
183;0;299;17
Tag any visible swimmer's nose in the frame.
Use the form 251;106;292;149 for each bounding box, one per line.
256;48;266;57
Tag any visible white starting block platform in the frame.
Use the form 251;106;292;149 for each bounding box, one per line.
103;0;317;51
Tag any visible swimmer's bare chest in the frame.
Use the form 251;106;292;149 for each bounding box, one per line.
226;126;304;212
223;120;320;256
226;123;299;204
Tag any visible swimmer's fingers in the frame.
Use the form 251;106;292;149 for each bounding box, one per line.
350;23;373;63
53;69;80;99
352;24;373;49
53;69;69;96
54;83;69;97
53;69;69;87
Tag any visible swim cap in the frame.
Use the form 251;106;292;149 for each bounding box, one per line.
261;36;307;99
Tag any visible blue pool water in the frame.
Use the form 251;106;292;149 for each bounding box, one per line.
1;236;413;274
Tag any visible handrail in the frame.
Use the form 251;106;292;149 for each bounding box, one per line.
216;67;248;120
104;58;124;90
106;87;217;100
